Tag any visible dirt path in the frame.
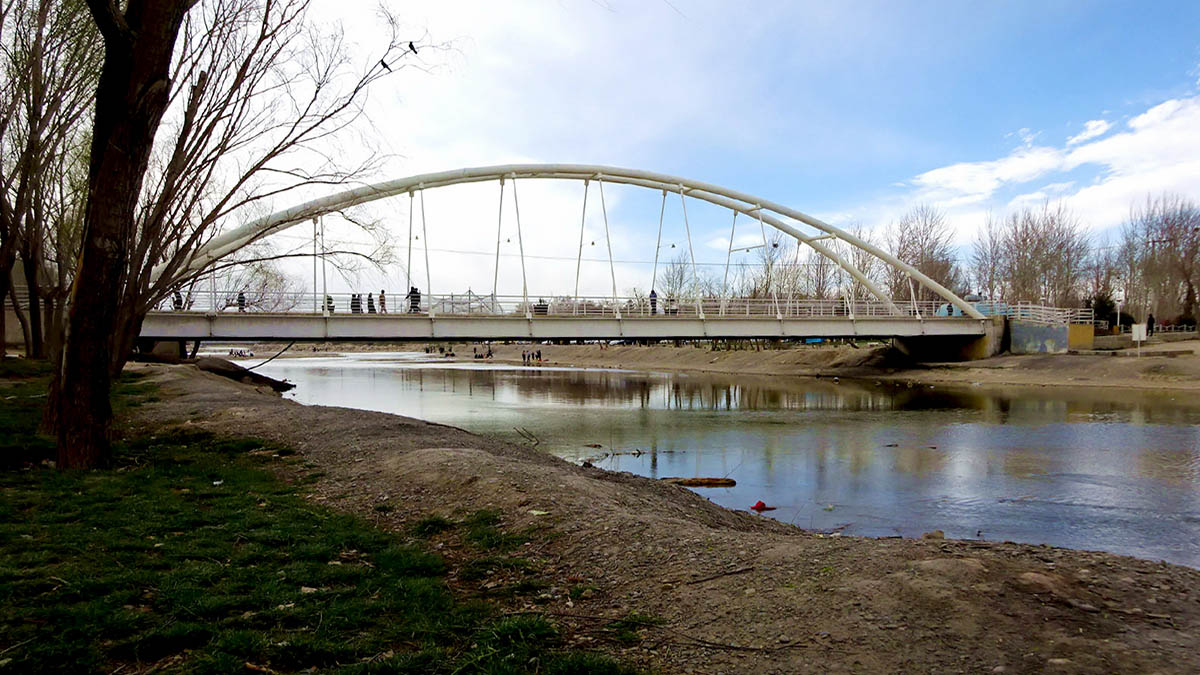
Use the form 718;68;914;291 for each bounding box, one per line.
126;363;1200;674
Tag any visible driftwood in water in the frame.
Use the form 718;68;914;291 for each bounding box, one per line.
195;357;295;392
661;477;737;488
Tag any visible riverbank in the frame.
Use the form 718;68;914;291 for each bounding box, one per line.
248;338;1200;392
120;362;1200;673
0;362;635;673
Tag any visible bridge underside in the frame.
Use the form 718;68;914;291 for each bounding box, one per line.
140;313;987;342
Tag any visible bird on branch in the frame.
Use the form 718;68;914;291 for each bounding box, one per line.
379;59;391;72
409;41;418;55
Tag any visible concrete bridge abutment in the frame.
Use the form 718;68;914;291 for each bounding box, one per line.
893;316;1007;362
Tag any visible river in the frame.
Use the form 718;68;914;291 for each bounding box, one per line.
245;352;1200;567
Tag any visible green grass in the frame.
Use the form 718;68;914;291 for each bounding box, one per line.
411;514;455;537
464;510;530;551
0;356;52;379
0;370;636;674
0;376;54;468
605;613;667;646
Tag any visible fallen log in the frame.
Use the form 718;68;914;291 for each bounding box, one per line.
661;477;736;488
195;357;295;393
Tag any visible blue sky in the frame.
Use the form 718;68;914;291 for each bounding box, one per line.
298;0;1200;297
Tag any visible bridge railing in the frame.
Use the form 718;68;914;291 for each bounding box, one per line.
1000;303;1094;325
9;286;1093;323
146;290;974;319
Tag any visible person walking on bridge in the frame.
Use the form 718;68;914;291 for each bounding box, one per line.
649;289;658;316
367;293;376;313
379;289;387;313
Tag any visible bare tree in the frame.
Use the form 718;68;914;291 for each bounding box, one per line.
1123;195;1200;322
0;0;99;358
56;0;422;467
802;247;836;300
998;203;1089;306
884;204;963;302
658;250;690;301
837;223;884;303
969;214;1003;300
1082;236;1119;318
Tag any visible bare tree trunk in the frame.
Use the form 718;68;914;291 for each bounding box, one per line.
55;1;190;469
20;252;43;358
8;282;30;350
0;254;12;353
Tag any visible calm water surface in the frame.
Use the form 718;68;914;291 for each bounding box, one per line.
248;352;1200;567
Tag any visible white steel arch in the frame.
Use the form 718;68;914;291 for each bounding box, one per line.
158;164;984;319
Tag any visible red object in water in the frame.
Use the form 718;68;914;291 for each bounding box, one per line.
750;500;776;512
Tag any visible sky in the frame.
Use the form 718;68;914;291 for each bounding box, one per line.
275;0;1200;299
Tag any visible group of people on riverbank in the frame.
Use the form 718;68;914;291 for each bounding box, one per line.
522;349;543;365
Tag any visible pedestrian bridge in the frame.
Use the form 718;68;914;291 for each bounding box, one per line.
139;295;992;342
133;164;1092;354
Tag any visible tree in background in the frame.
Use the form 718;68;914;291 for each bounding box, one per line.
0;0;100;359
836;224;885;305
969;215;1004;300
657;250;690;302
56;0;417;467
884;204;963;302
1120;195;1200;324
802;247;837;300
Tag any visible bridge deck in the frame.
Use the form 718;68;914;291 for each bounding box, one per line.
140;312;987;341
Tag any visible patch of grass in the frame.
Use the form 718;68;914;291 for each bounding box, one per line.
459;555;534;582
483;578;550;600
464;509;529;551
458;616;638;674
0;377;54;467
569;584;599;601
0;374;639;674
410;514;455;537
605;612;667;646
0;357;52;378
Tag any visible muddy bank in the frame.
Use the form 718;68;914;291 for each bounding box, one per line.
483;342;1200;392
124;362;1200;673
248;339;1200;393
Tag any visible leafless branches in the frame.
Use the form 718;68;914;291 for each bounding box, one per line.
884;204;963;302
1120;195;1200;322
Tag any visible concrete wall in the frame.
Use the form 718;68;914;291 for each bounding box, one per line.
1010;320;1069;354
895;316;1006;361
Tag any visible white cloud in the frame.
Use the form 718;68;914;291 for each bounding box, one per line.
911;146;1064;205
1066;119;1112;145
892;93;1200;241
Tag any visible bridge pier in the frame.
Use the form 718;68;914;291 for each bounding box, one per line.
893;317;1006;362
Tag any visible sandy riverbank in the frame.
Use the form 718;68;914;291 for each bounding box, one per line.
251;338;1200;392
124;362;1200;673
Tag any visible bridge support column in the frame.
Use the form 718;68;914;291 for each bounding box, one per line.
894;316;1007;362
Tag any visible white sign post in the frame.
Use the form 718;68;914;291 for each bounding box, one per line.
1131;323;1146;357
